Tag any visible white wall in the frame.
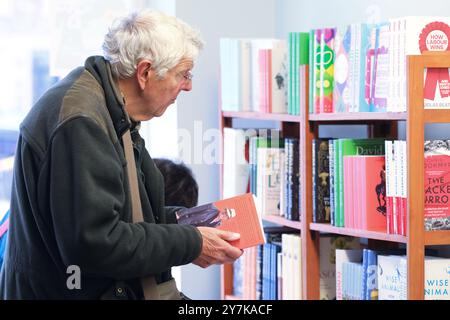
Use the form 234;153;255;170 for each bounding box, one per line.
275;0;450;37
175;0;276;299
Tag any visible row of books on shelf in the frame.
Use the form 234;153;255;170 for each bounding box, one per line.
223;128;300;222
220;16;450;115
220;38;289;114
223;126;450;232
233;227;302;300
338;247;450;300
313;138;387;229
313;138;450;234
232;233;450;300
310;16;450;114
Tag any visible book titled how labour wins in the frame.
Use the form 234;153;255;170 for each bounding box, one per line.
176;193;265;249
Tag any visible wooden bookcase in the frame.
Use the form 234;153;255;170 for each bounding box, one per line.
219;53;450;300
219;111;303;300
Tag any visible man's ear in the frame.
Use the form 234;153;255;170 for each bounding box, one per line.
136;60;152;90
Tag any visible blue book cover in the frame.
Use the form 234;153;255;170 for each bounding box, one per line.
232;257;243;298
366;249;378;300
362;249;369;299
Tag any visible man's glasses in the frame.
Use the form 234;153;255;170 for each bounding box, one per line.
176;70;193;83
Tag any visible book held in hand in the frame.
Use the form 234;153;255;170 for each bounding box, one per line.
176;193;265;249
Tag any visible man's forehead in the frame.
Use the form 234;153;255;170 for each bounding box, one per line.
175;59;194;70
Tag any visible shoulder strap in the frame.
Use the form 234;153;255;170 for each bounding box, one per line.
122;129;160;300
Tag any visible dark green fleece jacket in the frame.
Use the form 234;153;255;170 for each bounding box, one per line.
0;56;202;299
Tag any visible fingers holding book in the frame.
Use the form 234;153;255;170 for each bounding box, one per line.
192;227;243;268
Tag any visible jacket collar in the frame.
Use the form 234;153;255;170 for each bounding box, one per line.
84;56;131;138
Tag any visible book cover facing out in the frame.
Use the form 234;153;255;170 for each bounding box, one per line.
424;140;450;230
418;20;450;109
176;193;265;249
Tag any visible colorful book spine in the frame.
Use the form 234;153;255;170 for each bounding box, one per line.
385;141;394;234
320;28;336;113
332;25;352;113
371;22;390;112
329;140;335;225
314;29;322;114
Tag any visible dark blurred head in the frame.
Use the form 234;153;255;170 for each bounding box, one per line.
154;158;198;208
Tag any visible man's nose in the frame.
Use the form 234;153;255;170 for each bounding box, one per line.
181;81;192;91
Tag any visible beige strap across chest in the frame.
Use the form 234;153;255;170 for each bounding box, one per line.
122;129;160;300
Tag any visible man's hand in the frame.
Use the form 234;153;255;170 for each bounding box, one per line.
193;227;243;268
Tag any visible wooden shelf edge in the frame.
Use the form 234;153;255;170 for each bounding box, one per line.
423;109;450;123
424;230;450;245
309;112;407;121
222;111;301;122
262;215;302;230
309;223;407;243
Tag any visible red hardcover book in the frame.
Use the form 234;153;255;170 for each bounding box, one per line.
361;156;387;231
355;157;363;229
176;193;265;249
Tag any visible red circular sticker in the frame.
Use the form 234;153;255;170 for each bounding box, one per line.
419;21;450;53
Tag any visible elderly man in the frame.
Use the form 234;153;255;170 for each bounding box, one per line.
0;10;242;300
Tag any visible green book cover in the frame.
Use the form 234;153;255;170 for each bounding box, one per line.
298;32;310;116
293;33;298;115
299;32;310;65
288;32;293;115
334;139;341;226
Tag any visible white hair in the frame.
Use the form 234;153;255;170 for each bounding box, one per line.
103;10;204;79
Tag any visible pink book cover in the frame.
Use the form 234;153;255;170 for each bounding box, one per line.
362;156;387;231
353;157;360;229
360;157;368;230
314;29;323;114
354;156;361;229
343;156;354;228
267;49;273;113
355;157;363;229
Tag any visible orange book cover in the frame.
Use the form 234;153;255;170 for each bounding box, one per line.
176;193;265;249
